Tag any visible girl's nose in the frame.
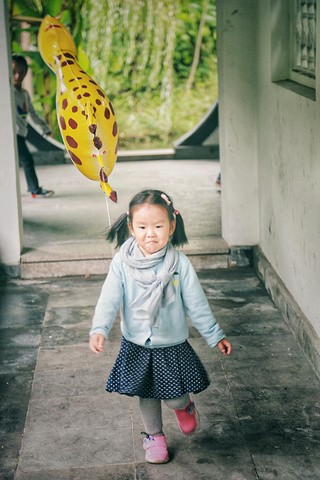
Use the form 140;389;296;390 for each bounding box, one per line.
147;228;155;237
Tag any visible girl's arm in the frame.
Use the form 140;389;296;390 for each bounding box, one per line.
179;254;230;350
89;255;123;342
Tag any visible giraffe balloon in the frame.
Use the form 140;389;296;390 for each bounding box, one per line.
38;15;118;202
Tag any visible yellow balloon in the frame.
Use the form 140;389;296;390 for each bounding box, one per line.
38;15;118;202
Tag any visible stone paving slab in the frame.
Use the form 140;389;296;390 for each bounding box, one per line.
1;267;320;479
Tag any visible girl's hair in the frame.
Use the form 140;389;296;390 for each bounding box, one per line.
107;189;188;248
12;54;28;73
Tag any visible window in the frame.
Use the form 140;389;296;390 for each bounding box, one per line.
271;0;316;100
290;0;316;88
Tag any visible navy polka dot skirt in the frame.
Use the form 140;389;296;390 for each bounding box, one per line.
106;336;210;399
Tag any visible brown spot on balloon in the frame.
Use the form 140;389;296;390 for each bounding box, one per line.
61;61;68;67
65;53;75;59
97;89;105;98
93;106;97;113
93;136;102;149
66;60;74;65
83;92;90;97
66;136;78;148
77;77;82;80
77;94;82;99
60;116;66;130
72;106;78;113
79;70;86;74
68;150;82;165
57;54;62;60
69;78;75;82
96;99;102;106
100;169;108;182
73;87;79;91
104;108;110;120
62;98;68;110
89;124;97;134
110;190;117;203
112;121;118;137
89;80;97;85
109;102;115;116
68;118;78;129
82;85;88;88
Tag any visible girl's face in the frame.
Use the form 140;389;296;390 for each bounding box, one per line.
129;203;176;256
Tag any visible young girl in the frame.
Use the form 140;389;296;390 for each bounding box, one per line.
89;189;232;464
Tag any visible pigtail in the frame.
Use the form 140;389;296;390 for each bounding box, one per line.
107;213;130;248
171;211;188;248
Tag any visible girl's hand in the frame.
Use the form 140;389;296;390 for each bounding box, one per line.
89;333;105;354
217;338;232;355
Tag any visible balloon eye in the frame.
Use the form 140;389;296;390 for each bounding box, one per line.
45;24;62;32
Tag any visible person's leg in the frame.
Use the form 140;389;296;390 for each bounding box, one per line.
139;397;163;436
164;394;190;411
164;394;199;435
16;135;40;194
139;397;169;464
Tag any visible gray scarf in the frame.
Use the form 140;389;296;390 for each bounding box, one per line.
119;237;179;328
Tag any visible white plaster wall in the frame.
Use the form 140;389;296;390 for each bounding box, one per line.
217;0;320;335
216;0;260;246
0;0;23;266
256;1;320;335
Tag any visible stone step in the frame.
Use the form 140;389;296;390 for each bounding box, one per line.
20;238;234;279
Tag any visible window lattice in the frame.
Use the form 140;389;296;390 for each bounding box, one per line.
293;0;316;78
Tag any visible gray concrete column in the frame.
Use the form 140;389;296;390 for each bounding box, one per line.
216;0;260;246
0;0;23;276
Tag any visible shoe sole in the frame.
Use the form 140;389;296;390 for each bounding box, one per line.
146;456;169;464
31;191;55;198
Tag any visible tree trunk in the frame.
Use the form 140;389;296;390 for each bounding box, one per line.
185;0;210;97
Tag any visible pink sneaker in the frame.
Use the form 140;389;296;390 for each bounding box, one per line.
174;399;199;435
143;434;169;464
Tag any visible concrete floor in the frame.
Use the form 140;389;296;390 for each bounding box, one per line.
1;268;320;479
1;160;320;479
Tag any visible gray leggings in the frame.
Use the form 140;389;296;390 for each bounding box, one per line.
139;394;190;436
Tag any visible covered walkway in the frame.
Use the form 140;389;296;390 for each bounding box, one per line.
0;160;320;479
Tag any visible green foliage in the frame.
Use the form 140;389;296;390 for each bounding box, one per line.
12;0;64;18
10;0;217;149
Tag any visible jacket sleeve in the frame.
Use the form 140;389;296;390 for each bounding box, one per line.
26;91;51;135
179;254;225;348
89;255;124;339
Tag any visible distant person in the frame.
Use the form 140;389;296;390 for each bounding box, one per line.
12;54;54;198
89;189;232;464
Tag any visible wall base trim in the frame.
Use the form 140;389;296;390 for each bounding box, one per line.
253;246;320;380
0;263;21;280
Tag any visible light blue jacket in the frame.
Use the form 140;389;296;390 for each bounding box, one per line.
90;250;225;348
